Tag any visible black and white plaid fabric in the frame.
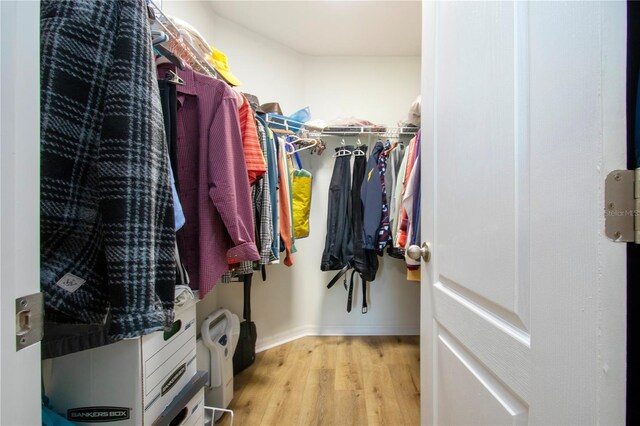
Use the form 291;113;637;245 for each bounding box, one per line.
40;0;176;344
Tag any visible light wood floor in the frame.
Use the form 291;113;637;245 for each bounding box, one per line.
217;335;420;426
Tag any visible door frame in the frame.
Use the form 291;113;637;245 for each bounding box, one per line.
0;1;42;424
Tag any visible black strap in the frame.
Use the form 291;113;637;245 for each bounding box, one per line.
347;270;356;312
326;261;351;289
362;280;368;314
243;274;253;322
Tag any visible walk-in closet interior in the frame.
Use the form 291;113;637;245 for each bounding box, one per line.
1;1;628;425
38;1;423;425
165;0;424;350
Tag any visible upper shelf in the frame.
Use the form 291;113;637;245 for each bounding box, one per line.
264;114;419;137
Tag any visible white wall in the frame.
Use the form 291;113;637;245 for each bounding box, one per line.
217;56;422;351
162;0;306;114
163;1;421;350
207;15;306;115
303;56;421;126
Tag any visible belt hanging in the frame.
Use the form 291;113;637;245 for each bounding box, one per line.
347;270;356;312
326;261;352;289
362;279;368;314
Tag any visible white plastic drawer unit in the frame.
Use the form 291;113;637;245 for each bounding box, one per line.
44;302;198;426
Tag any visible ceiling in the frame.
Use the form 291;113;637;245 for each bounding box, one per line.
208;1;422;56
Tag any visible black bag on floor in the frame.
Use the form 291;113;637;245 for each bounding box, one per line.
233;273;257;375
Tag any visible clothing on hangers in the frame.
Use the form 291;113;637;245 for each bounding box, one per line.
360;141;385;251
390;143;410;255
277;135;295;266
375;141;393;255
253;118;275;266
396;135;419;249
238;94;267;185
158;63;259;298
321;146;354;271
325;142;378;313
262;124;281;263
403;131;421;281
385;140;406;258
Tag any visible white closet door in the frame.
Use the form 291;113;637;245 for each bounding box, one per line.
420;2;626;424
1;1;42;424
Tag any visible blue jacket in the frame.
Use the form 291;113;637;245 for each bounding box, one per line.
360;142;384;250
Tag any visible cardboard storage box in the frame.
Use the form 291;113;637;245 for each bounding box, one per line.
152;371;207;426
44;301;198;425
175;388;205;426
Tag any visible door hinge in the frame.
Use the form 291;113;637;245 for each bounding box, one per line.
605;169;640;243
15;292;44;351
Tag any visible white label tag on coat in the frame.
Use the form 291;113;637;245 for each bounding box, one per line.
56;273;86;293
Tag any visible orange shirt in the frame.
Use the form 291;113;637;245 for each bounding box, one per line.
277;142;294;266
238;95;267;185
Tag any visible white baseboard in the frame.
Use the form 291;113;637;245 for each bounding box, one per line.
255;325;420;353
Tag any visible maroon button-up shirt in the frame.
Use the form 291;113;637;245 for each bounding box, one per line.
160;64;259;297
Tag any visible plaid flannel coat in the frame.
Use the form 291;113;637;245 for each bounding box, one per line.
40;0;176;348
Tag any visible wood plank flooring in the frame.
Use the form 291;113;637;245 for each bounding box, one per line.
217;335;420;426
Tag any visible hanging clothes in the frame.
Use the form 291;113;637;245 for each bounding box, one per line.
325;143;378;313
159;63;259;298
385;142;406;259
375;141;393;255
220;95;268;284
277;135;295;266
158;78;190;287
256;115;280;263
290;152;313;239
158;79;186;231
321;147;354;271
350;146;376;314
360;141;385;251
40;0;176;356
253;118;275;265
238;94;267;185
396;135;419;249
283;142;297;255
403;131;421;281
262;124;281;263
392;147;410;248
350;145;379;283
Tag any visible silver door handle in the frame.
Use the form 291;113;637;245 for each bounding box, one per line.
406;242;431;263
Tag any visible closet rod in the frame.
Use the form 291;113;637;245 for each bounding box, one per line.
147;0;220;79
